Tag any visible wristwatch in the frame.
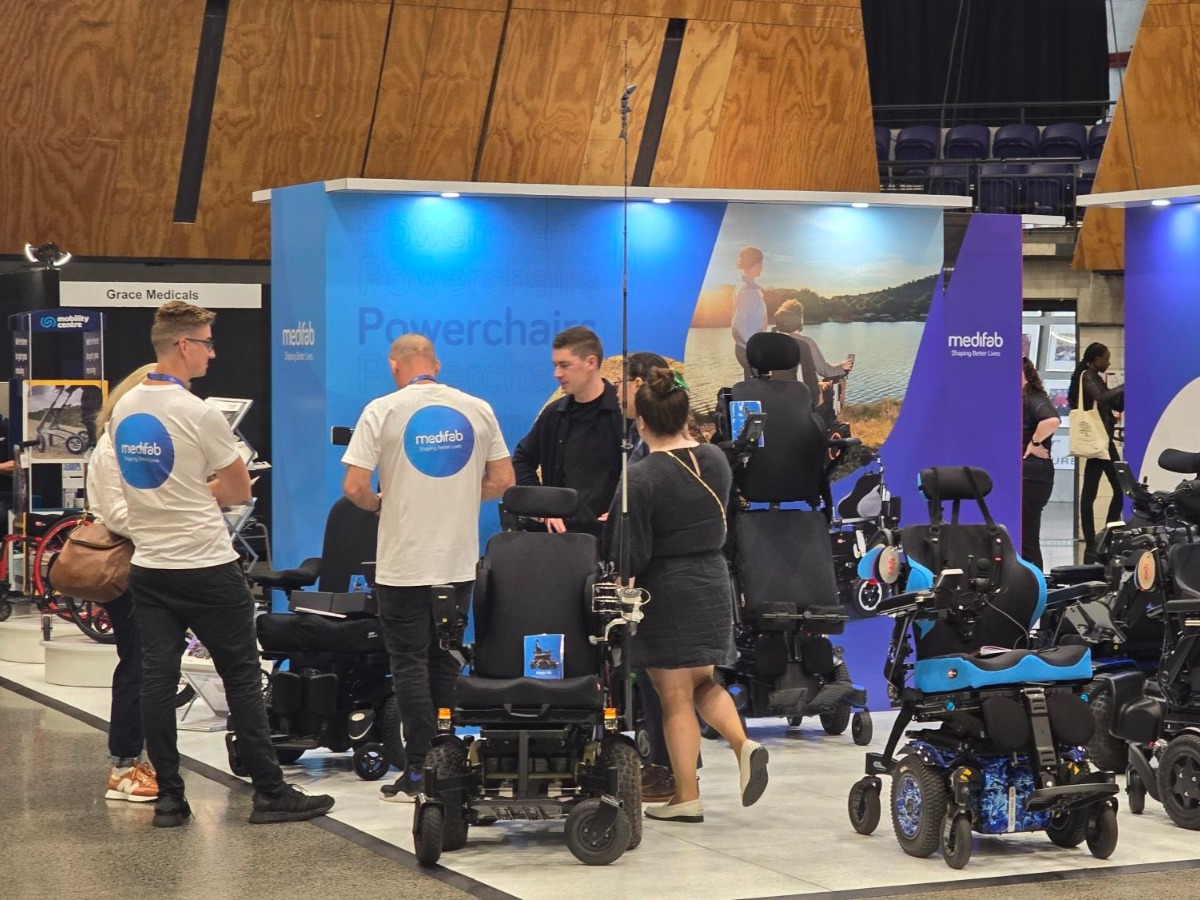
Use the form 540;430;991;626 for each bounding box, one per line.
1031;440;1043;447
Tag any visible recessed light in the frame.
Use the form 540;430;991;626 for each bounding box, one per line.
1151;198;1171;207
652;198;671;204
440;192;460;199
851;202;870;209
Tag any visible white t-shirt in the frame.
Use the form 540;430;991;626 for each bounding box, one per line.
732;279;767;347
86;430;130;537
111;383;240;569
341;382;509;586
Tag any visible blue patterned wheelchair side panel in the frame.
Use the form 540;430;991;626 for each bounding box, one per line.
978;758;1052;834
913;649;1093;692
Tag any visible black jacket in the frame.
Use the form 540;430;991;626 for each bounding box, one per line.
512;380;625;531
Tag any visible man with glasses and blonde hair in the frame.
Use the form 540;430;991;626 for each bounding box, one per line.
111;301;334;828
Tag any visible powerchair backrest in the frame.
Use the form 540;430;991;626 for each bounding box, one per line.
471;487;598;679
734;509;839;618
318;497;381;593
903;466;1044;657
730;332;827;504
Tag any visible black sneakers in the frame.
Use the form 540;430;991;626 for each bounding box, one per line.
248;784;335;824
153;794;192;828
380;764;425;803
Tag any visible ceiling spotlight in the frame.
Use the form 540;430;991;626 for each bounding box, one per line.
651;198;672;204
23;242;72;268
1151;198;1171;207
440;192;460;199
851;202;870;209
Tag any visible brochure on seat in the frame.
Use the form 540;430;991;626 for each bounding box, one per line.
525;633;564;679
729;399;765;447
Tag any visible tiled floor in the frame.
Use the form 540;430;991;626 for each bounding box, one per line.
4;653;1200;900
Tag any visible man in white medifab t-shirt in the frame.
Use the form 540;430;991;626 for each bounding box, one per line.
112;300;333;828
342;334;514;801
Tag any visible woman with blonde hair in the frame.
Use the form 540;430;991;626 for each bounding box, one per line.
90;363;159;803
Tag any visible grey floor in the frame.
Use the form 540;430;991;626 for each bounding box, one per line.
4;682;1200;900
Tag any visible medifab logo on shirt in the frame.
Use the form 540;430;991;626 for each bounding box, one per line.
404;406;475;477
115;414;175;489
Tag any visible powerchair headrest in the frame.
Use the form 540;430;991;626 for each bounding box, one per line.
1160;449;1200;476
918;466;993;502
746;331;800;375
502;485;579;519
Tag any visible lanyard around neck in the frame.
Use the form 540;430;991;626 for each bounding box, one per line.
147;373;188;389
407;374;438;386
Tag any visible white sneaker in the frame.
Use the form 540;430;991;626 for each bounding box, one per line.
737;741;769;807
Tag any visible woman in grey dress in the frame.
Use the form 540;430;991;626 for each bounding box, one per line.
604;367;768;823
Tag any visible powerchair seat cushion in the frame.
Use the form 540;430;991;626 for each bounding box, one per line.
913;645;1092;693
256;612;385;654
456;674;605;711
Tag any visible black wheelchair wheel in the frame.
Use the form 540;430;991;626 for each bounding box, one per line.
853;579;885;616
891;755;948;858
1046;809;1088;848
1127;766;1146;815
66;598;117;644
381;695;405;773
275;748;305;766
413;803;444;867
599;737;643;851
352;743;388;781
565;798;631;866
427;741;470;851
1085;681;1126;772
820;665;852;735
940;814;972;869
852;710;874;747
66;434;87;455
848;777;881;835
1086;805;1118;859
634;728;651;760
225;733;250;778
1158;734;1200;830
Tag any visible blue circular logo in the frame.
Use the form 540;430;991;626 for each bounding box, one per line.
114;413;175;489
40;316;56;328
404;406;475;478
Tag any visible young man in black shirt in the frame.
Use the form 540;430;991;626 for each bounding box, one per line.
512;326;623;536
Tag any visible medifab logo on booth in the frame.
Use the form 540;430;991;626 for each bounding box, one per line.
280;320;316;362
404;406;475;477
947;330;1005;357
114;414;175;489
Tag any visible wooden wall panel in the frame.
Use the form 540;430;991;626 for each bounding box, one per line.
1075;0;1200;271
651;20;741;186
365;5;506;181
475;10;616;184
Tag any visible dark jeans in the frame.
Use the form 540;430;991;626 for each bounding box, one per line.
131;561;285;800
1021;478;1055;572
106;589;144;760
376;581;471;766
1080;441;1123;558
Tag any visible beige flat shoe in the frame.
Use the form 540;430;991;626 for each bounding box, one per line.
738;740;769;807
644;798;704;823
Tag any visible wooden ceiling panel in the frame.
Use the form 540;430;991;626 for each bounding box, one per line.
651;19;741;187
704;22;876;190
578;16;667;185
475;9;614;184
1075;0;1200;270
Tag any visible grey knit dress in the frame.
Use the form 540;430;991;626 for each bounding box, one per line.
603;443;737;669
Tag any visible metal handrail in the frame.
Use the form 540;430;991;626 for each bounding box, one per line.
873;99;1116;127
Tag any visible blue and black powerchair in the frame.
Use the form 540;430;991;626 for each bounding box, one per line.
847;466;1119;868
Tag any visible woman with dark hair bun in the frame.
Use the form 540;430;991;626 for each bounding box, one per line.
1068;342;1126;563
603;367;768;823
1021;356;1060;570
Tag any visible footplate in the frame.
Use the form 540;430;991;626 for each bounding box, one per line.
1025;780;1119;813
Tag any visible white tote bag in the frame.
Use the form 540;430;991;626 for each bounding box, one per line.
1068;383;1109;459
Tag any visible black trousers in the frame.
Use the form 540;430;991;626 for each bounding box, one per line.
1021;478;1055;572
132;561;285;800
106;589;144;761
1080;441;1123;557
375;582;471;766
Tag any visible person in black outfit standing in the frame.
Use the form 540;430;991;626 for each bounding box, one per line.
1021;357;1061;571
512;326;623;536
603;367;768;823
1069;342;1126;564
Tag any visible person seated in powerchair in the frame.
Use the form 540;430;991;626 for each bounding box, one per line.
849;466;1119;869
710;331;871;742
411;485;647;867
